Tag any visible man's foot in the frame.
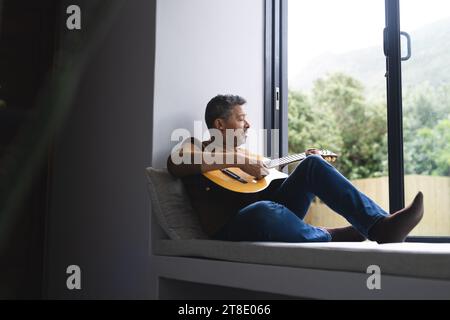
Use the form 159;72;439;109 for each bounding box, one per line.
325;226;366;242
368;192;424;244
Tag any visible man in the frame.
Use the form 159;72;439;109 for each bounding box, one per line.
167;94;424;243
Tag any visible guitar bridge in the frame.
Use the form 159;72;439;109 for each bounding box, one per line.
221;169;248;184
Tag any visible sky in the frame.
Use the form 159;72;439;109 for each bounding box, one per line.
288;0;450;79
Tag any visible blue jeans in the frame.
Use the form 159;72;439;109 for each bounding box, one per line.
212;155;388;242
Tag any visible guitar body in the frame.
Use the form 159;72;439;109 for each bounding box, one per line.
203;167;288;193
202;149;337;194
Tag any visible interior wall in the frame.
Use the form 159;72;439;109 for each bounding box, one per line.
152;0;265;168
45;0;156;299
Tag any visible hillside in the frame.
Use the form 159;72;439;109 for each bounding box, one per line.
289;18;450;95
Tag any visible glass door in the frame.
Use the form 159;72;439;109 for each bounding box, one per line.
399;0;450;237
287;0;389;228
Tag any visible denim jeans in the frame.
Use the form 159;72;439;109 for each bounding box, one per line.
212;155;388;242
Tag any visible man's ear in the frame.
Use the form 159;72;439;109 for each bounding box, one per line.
214;118;225;130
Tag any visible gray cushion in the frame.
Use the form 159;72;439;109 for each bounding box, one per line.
154;239;450;280
145;167;208;240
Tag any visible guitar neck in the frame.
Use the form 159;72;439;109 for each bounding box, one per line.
265;153;307;169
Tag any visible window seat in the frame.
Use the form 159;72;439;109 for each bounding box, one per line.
154;239;450;281
146;168;450;298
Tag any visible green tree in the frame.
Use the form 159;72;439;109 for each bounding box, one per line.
403;83;450;176
289;73;388;179
289;74;450;179
434;118;450;176
408;118;450;176
288;90;340;154
313;73;388;178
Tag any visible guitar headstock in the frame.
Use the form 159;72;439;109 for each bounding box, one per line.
306;149;338;163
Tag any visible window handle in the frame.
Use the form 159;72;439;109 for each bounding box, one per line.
275;87;280;111
400;31;412;61
383;29;412;61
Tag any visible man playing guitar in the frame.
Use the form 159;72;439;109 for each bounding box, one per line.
167;94;424;243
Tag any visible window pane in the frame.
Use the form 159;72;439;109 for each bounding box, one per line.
287;0;388;228
400;0;450;236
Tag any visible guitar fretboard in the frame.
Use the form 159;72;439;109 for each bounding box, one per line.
265;153;307;169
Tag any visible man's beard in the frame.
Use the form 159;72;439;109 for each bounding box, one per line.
235;132;247;147
228;128;247;148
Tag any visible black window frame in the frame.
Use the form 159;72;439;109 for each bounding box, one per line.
264;0;287;161
265;0;450;243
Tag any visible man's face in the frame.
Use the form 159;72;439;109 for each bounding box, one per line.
216;104;251;147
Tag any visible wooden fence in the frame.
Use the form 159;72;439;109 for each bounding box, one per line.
304;175;450;236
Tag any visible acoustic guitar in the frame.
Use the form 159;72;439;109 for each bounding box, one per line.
203;149;338;193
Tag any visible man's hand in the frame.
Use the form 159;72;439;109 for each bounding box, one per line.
237;154;269;180
305;148;321;156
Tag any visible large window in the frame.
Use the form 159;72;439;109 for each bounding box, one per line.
281;0;450;238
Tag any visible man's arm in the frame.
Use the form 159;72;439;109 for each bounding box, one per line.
167;139;268;179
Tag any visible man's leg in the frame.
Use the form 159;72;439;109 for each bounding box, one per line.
212;201;331;242
271;155;424;243
271;155;388;238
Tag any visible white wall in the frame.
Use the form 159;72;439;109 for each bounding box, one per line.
152;0;265;168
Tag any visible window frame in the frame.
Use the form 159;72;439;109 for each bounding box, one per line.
264;0;288;160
